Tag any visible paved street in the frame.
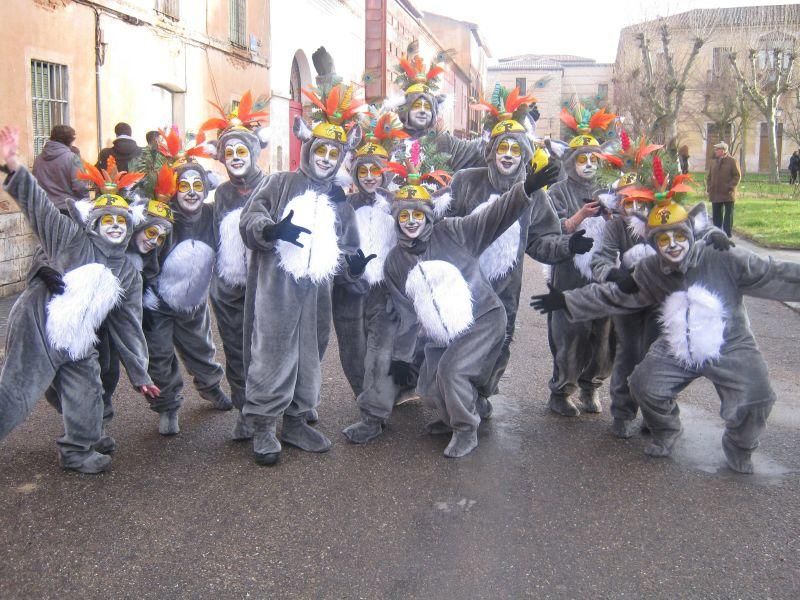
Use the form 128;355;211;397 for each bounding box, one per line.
0;257;799;599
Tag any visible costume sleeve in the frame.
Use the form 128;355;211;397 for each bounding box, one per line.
525;189;572;264
239;174;280;251
546;183;572;233
384;259;420;363
441;134;484;171
70;153;89;199
730;247;800;302
4;166;83;259
334;200;365;288
446;181;532;256
591;218;623;282
105;271;152;388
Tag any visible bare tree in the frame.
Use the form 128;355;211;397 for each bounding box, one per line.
781;89;800;149
729;30;799;182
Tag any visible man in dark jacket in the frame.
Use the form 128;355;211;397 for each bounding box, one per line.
707;141;740;236
31;125;88;212
788;150;799;185
96;122;142;172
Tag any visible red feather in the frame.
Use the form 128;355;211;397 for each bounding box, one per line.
470;101;500;117
589;108;616;132
341;98;366;122
325;85;341;117
106;155;119;181
381;161;409;178
421;170;452;187
117;172;145;190
620;186;655;201
399;58;417;80
154;164;177;198
620;130;631;152
426;65;444;81
198;117;230;133
207;99;226;117
560;108;578;132
302;89;327;113
596;153;623;168
237;91;253;121
652;155;665;188
667;183;694;196
635;139;663;164
77;161;107;189
671;173;694;187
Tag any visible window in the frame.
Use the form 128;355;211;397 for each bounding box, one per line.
229;0;246;48
597;84;608;100
31;60;69;158
515;77;526;94
712;47;731;75
155;0;179;20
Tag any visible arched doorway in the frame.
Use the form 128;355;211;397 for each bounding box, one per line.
289;56;303;171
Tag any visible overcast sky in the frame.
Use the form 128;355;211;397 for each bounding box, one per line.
414;0;787;63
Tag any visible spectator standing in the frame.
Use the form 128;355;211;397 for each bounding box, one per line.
31;124;89;213
678;144;690;174
788;150;799;185
707;141;741;237
96;122;142;172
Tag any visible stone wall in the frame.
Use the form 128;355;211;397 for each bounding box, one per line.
0;189;35;298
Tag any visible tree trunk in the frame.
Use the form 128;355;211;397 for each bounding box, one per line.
767;109;780;183
739;125;748;174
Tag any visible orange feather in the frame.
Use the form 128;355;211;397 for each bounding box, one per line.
237;91;253;120
588;108;616;132
560;108;579;131
154;164;177;198
620;186;655;201
399;58;417;80
198;117;230;133
302;89;327;113
426;65;444;81
470;101;500;117
668;183;694;195
596;153;623;168
207;99;226;117
381;161;409;178
412;56;424;74
325;85;341;117
77;161;107;189
671;173;694;187
341;98;366;122
117;172;145;190
106;155;119;182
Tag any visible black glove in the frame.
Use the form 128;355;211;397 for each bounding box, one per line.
262;210;311;248
529;103;541;122
36;265;65;295
329;184;347;204
530;284;566;314
568;230;594;254
388;360;413;386
345;249;377;277
524;162;560;195
606;267;632;284
707;230;735;251
617;274;640;294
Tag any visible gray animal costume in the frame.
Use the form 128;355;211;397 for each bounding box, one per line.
383;164;557;458
143;162;231;436
239;98;363;465
0;167;152;473
535;199;800;474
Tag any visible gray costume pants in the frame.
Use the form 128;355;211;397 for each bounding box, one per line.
609;308;660;421
331;284;367;397
629;339;777;455
480;269;523;399
143;303;225;414
547;310;615;399
419;307;507;432
210;280;246;410
0;307;103;466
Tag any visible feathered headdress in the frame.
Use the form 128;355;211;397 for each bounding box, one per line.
471;84;537;138
199;91;269;135
382;160;432;201
393;51;448;94
78;156;144;196
355;107;409;158
158;126;213;167
559;98;616;148
596;130;663;188
301;82;366;142
153;164;178;203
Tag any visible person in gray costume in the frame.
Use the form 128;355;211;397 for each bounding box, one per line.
543;105;618;417
200;93;270;437
383;161;560;458
532;193;800;474
142;156;232;436
0;125;158;474
446;86;591;419
239;81;366;466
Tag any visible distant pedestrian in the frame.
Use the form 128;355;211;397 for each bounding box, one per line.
707;141;741;237
96;122;142;172
31;124;89;213
678;144;690;175
788;150;799;185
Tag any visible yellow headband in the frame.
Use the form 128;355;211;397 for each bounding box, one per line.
94;194;129;211
647;201;688;228
147;200;174;223
311;122;347;143
491;119;526;139
568;134;599;148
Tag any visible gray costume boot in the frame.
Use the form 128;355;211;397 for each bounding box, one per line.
548;394;580;417
62;450;112;475
281;414;332;453
159;409;180;436
444;430;478;458
305;408;319;424
722;434;754;474
342;415;383;444
579;388;602;413
644;427;683;458
476;395;493;420
251;415;281;465
425;420;453;435
232;411;254;441
200;386;233;411
92;430;116;454
612;418;639;439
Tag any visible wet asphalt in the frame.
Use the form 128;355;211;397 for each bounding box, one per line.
0;258;798;599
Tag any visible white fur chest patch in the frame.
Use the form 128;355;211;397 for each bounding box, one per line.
354;196;396;286
573;215;607;281
277;190;341;283
621;243;656;270
217;207;250;287
659;284;726;368
472;194;521;281
405;260;474;346
158;239;215;312
46;263;123;360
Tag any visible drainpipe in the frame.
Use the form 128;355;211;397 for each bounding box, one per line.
94;7;105;153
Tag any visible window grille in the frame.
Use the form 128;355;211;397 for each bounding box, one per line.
229;0;247;48
31;60;69;158
155;0;180;20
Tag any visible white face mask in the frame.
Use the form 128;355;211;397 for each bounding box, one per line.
398;208;427;239
357;161;381;193
494;136;523;176
134;223;168;254
311;143;340;179
97;214;128;245
574;152;598;180
176;169;205;214
224;141;252;178
409;98;434;129
655;230;691;263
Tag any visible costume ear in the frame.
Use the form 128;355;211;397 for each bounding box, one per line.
435;94;449;111
596;191;618;213
293;116;312;142
255;126;271;149
346;123;362;150
687;202;711;233
545;138;569;159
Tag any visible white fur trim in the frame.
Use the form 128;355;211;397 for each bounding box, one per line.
626;215;648;241
354;195;396;286
660;284;726;368
157;240;215;312
405;260;474;346
143;287;160;310
46;263;122;360
432;191;453;219
573;215;607;281
598;191;619;213
540;263;552;282
277;190;341;283
256;126;271;147
620;243;656;270
691;203;711;234
383;93;406;111
216;208;250;287
72;199;94;225
129;203;146;228
334;168;353;188
472;194;520;281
